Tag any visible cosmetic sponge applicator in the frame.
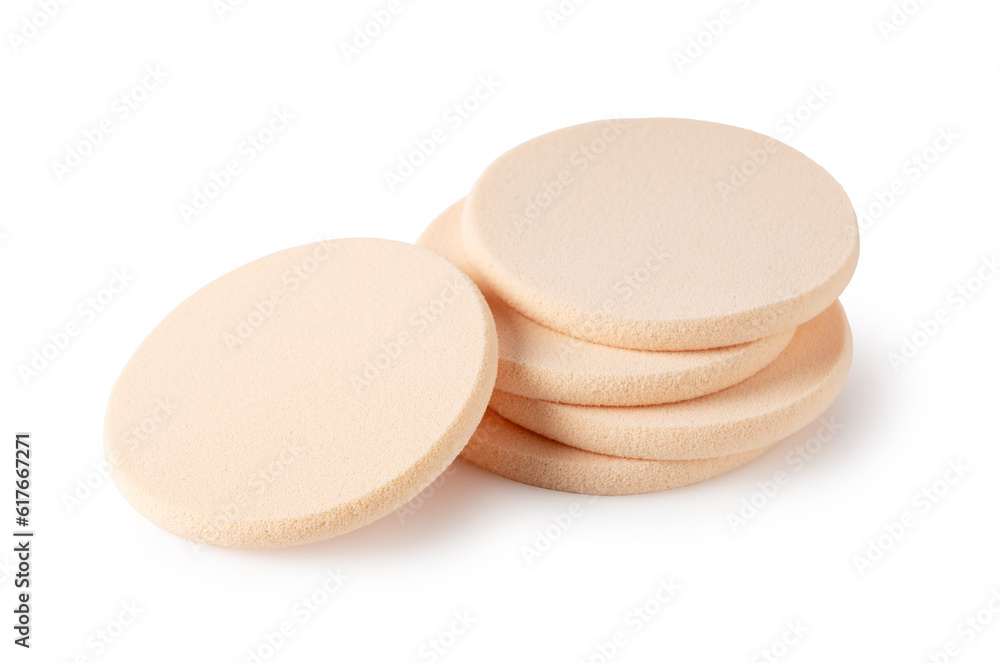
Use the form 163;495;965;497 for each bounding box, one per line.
419;199;794;406
463;410;773;496
490;302;851;461
104;239;497;548
461;118;859;351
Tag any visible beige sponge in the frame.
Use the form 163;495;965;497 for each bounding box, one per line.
490;302;851;460
418;199;795;406
104;239;498;548
463;409;774;496
462;118;859;351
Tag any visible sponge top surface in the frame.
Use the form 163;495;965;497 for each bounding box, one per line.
419;199;794;406
104;239;497;547
462;118;859;350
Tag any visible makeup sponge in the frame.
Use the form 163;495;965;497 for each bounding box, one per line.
104;239;497;548
490;302;851;460
462;118;859;351
463;410;773;496
418;199;795;406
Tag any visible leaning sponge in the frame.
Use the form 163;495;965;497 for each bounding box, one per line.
104;239;497;548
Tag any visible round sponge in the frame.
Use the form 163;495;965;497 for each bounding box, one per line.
462;118;859;351
463;410;773;496
104;239;498;548
490;302;851;460
418;200;795;406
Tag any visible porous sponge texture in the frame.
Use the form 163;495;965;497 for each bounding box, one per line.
104;239;498;548
419;199;795;406
462;410;773;496
462;118;859;351
490;302;851;460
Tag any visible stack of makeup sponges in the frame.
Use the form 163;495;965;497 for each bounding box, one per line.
418;118;858;496
103;117;858;550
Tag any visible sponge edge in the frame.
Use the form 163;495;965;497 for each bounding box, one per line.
104;239;498;548
490;302;852;460
463;410;774;496
418;199;795;406
461;118;859;351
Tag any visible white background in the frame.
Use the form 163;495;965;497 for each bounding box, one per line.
2;0;999;661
